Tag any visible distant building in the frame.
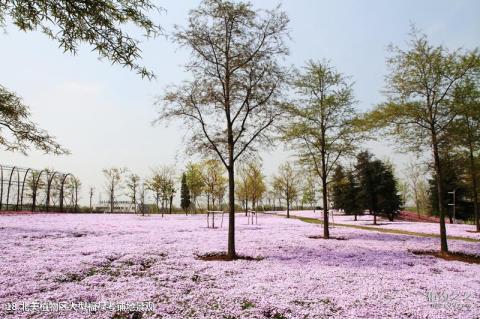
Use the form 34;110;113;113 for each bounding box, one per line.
95;200;135;213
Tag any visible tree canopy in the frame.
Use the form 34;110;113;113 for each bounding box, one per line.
364;29;480;252
1;0;163;154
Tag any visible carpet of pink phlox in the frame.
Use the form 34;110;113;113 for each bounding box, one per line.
0;213;479;318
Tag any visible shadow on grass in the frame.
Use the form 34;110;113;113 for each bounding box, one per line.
195;252;264;262
307;235;347;240
411;250;480;264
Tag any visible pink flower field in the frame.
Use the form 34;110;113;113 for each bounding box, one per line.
275;210;480;240
0;213;479;319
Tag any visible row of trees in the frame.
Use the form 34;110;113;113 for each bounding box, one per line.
101;167;175;216
180;161;227;213
157;1;479;257
1;0;478;258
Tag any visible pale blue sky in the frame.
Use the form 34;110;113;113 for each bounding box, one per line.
1;0;479;204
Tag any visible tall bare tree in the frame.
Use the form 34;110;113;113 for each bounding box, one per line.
126;173;141;213
68;177;81;213
89;187;95;213
103;167;127;213
156;0;289;259
273;162;299;218
147;166;175;216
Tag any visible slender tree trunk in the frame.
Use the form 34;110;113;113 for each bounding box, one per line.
32;192;36;212
466;124;480;232
227;163;235;259
286;198;290;218
321;148;330;238
110;188;114;214
354;214;357;221
432;131;448;253
89;195;93;213
133;190;137;214
322;177;329;238
74;188;78;213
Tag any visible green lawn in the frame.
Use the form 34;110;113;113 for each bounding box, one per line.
292;215;480;243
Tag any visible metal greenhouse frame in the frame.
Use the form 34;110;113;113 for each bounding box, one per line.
0;165;78;212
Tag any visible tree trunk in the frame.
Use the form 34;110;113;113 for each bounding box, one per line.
110;188;114;214
432;131;448;253
415;191;420;218
74;188;78;213
320;143;330;238
286;197;290;218
354;214;357;221
322;177;329;238
132;188;136;213
32;192;36;212
227;164;235;259
467;128;480;232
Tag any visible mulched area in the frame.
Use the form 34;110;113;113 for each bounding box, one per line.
411;250;480;264
195;252;264;261
307;235;347;240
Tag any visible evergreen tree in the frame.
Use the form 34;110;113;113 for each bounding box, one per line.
343;170;362;221
377;164;401;221
331;165;347;211
180;172;191;214
355;151;401;224
356;151;379;224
